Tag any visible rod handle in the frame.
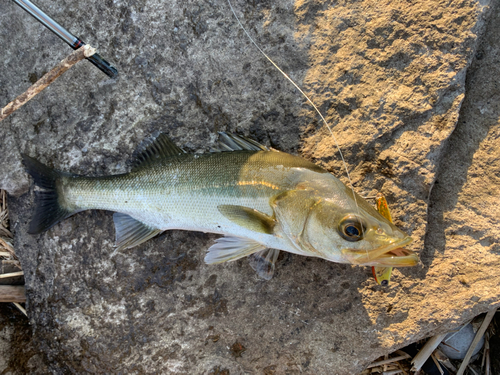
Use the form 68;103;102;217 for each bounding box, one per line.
86;53;118;78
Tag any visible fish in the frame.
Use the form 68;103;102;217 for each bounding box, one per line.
23;132;418;274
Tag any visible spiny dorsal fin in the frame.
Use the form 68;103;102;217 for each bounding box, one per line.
212;132;270;152
133;133;185;169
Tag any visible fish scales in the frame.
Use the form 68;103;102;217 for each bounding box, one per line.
58;150;324;252
63;150;321;211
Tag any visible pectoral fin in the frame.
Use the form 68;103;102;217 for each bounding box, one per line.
248;248;280;280
217;205;275;234
113;213;162;254
205;236;266;264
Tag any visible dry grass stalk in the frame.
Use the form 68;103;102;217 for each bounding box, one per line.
430;352;444;375
396;360;408;375
13;302;27;317
0;238;15;256
0;237;14;254
0;45;96;122
362;351;411;375
434;348;456;372
410;333;448;371
0;271;24;279
481;331;489;372
0;286;26;302
381;370;404;375
456;307;498;375
485;337;490;375
367;353;411;368
0;190;17;260
0;190;26;313
0;189;12;238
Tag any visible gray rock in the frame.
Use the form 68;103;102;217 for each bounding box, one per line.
1;0;499;373
439;323;484;360
0;304;47;374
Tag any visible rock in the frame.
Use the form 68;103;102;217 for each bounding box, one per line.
0;304;47;373
439;323;484;360
1;0;500;374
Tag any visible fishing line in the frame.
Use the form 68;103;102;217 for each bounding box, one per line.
226;0;362;216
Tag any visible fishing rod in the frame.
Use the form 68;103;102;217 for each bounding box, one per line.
13;0;118;78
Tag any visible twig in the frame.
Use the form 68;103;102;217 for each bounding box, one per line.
0;45;96;122
456;307;498;375
411;333;448;371
12;302;27;317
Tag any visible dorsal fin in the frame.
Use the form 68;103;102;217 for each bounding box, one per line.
211;132;270;152
133;133;185;169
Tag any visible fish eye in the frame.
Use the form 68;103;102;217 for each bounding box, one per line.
338;216;365;242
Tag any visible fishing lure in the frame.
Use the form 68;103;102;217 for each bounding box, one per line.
372;193;395;286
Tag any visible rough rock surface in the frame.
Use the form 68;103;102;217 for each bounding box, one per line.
0;304;47;373
1;0;499;373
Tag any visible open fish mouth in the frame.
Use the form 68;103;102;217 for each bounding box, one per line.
341;237;418;267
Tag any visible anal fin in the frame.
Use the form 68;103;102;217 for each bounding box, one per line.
205;236;266;264
113;213;162;254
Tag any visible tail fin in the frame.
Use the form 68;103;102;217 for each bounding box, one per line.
22;155;72;234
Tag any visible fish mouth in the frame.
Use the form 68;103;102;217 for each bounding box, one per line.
341;237;418;267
